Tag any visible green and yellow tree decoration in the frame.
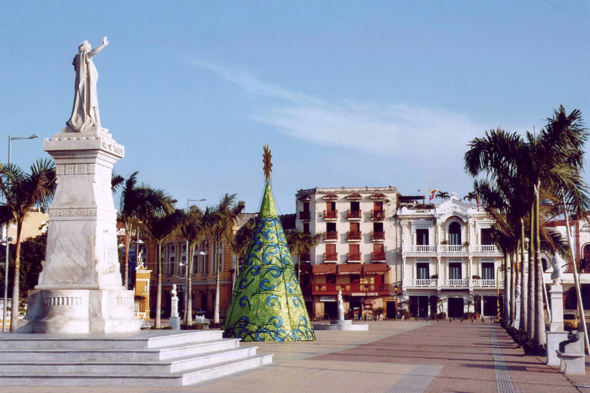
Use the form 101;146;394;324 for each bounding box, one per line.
223;145;315;341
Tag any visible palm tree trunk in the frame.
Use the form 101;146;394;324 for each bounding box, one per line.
527;206;535;340
520;220;528;333
505;253;512;323
156;242;162;329
9;225;22;332
214;240;220;324
124;223;131;289
511;251;516;323
185;244;193;326
534;184;546;347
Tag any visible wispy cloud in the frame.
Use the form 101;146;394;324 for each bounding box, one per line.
193;60;494;157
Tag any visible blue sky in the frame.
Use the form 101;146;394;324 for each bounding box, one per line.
1;1;589;213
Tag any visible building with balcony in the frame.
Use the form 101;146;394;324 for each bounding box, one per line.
295;187;398;320
398;193;504;319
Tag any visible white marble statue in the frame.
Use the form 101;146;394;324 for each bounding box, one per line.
551;255;564;284
337;290;345;321
171;284;178;299
135;250;145;270
66;37;109;133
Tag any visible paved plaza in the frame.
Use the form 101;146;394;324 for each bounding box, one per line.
3;321;590;392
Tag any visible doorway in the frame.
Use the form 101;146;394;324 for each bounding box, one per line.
448;297;464;318
386;301;397;319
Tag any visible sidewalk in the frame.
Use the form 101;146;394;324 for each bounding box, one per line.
1;320;590;392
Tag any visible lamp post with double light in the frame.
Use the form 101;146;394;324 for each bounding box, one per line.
3;134;38;333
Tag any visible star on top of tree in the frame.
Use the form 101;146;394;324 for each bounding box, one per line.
263;144;273;181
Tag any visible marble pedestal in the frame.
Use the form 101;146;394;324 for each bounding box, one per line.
546;283;566;365
169;297;180;330
513;298;521;330
549;283;564;332
19;130;140;334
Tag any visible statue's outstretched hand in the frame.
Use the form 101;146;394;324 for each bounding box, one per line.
103;36;109;46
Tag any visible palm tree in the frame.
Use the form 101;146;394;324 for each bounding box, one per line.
0;159;56;331
465;107;590;348
203;194;245;325
179;206;204;326
436;191;450;201
231;217;256;278
140;208;184;329
463;190;480;208
118;172;175;289
286;229;322;282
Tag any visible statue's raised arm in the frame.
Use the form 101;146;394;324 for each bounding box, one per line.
66;37;109;133
89;37;109;59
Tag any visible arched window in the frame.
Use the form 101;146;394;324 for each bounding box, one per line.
449;222;462;245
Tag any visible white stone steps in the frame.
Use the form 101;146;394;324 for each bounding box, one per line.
0;330;223;350
0;354;274;387
0;338;241;362
0;347;258;375
0;331;273;387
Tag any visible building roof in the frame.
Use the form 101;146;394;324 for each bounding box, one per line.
296;186;397;197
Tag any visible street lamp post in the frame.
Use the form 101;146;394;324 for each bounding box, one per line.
3;134;38;333
184;198;205;326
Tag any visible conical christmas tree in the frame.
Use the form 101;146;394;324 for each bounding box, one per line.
223;146;315;342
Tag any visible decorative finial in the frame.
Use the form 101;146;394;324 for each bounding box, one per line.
263;144;273;181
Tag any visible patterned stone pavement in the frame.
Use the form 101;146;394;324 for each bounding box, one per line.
3;320;590;392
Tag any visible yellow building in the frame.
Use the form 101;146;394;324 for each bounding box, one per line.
7;209;48;242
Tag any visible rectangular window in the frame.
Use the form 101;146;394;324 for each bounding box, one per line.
303;202;310;212
326;244;336;254
326;202;336;212
481;228;493;245
351;201;360;211
417;263;430;279
327;222;336;232
373;201;383;212
482;263;495;280
303;223;310;234
373;222;383;232
449;263;462;279
416;229;429;245
349;244;360;260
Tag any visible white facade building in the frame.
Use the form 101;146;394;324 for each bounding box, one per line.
398;192;505;319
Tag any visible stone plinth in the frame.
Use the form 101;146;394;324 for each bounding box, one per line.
170;296;180;330
19;130;140;334
313;320;369;331
550;283;564;332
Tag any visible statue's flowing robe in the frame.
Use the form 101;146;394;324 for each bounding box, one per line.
67;52;101;132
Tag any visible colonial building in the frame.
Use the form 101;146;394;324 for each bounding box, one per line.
398;192;505;318
295;187;398;321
